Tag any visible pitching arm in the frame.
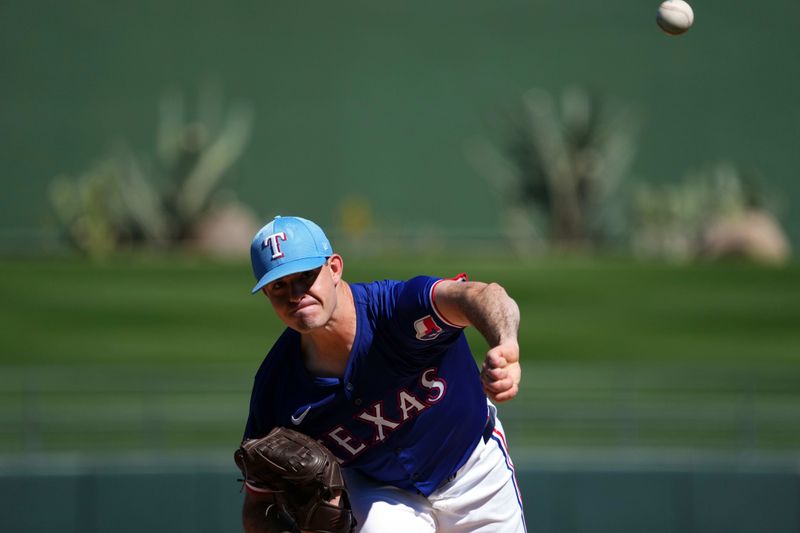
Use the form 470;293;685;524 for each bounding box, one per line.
433;280;521;403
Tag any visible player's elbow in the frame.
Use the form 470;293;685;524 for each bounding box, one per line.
482;282;517;309
483;282;507;297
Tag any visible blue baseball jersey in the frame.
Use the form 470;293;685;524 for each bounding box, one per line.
243;275;488;496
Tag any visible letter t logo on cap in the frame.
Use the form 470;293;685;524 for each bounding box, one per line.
263;232;287;259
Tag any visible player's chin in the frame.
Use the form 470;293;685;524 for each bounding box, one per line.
290;318;321;333
289;309;326;331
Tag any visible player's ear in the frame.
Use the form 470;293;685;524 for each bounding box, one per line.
327;254;344;284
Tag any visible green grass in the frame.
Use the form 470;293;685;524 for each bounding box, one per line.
2;255;798;363
1;255;799;454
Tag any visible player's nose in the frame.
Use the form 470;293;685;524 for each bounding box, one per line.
288;280;307;302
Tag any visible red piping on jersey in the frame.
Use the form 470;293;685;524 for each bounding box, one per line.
430;273;469;328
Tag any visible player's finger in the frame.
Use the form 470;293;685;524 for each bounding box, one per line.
480;361;507;378
491;382;519;403
483;383;515;403
482;375;513;394
481;366;507;383
484;351;507;369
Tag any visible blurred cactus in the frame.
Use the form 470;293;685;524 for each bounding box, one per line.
632;162;789;263
49;85;254;257
49;160;127;257
469;85;639;252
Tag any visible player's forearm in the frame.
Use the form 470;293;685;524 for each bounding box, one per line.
466;283;522;402
461;283;520;350
433;280;522;401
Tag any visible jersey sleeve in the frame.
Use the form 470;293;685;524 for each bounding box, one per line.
242;371;274;441
388;273;469;353
242;410;260;441
241;333;293;441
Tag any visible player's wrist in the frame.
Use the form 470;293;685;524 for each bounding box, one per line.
492;337;519;352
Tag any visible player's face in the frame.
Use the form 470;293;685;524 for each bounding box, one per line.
262;256;341;332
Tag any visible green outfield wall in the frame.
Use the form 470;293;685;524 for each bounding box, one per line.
1;0;799;250
2;461;798;532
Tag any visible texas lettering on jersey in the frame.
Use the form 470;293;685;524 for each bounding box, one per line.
325;367;446;459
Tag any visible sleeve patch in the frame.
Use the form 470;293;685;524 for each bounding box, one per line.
413;315;443;341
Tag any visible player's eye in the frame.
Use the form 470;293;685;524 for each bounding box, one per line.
270;281;285;292
301;268;321;282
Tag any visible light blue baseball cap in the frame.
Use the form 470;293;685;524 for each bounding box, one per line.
250;216;333;294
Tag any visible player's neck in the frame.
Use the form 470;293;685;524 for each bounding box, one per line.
300;281;355;378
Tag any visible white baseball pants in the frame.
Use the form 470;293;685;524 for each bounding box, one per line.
343;404;526;533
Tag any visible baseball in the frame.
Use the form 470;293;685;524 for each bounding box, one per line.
657;0;694;35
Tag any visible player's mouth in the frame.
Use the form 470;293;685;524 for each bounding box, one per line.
290;299;317;313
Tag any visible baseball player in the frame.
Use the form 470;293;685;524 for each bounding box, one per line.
240;215;526;533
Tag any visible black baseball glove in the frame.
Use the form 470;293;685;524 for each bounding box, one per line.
235;427;356;533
